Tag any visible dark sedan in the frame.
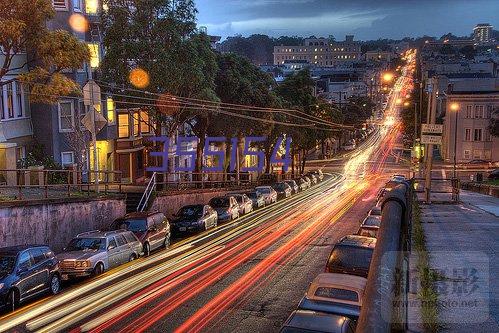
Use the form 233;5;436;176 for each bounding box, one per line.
284;180;299;194
272;182;292;200
246;191;265;209
171;204;218;234
0;245;61;312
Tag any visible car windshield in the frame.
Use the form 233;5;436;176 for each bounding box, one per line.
0;255;15;274
210;197;230;208
256;187;270;194
328;246;373;272
66;238;106;251
363;217;381;227
246;192;258;199
273;183;287;191
178;205;203;217
116;219;148;232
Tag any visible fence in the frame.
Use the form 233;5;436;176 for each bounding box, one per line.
0;169;123;201
357;182;412;332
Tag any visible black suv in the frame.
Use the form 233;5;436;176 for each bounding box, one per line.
0;245;61;311
326;235;377;278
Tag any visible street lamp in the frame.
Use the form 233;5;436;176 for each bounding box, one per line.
450;102;460;179
382;72;394;83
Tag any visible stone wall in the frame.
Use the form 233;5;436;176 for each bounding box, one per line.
0;197;126;252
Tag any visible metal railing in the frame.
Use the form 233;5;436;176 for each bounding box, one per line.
137;172;157;212
0;169;123;201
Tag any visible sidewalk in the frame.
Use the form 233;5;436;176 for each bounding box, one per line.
418;190;499;332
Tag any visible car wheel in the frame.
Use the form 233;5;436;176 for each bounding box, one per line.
129;253;137;262
49;274;61;295
144;243;151;257
213;219;217;227
162;235;170;249
8;289;19;312
93;263;104;276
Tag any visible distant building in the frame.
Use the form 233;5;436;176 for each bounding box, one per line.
364;50;396;63
473;23;493;45
442;90;499;163
273;35;362;67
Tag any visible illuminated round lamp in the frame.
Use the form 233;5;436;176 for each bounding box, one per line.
382;73;394;82
450;103;459;111
129;68;150;89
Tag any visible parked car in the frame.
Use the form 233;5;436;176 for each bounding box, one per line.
171;204;218;235
255;186;278;205
284;180;299;194
296;177;309;191
272;182;292;200
488;169;499;180
227;193;253;215
298;273;366;321
459;159;493;170
367;206;382;217
58;230;143;280
357;216;381;238
0;245;61;311
246;191;265;209
209;196;240;222
280;310;356;333
315;169;324;182
326;235;377;278
306;173;318;185
111;211;171;256
342;143;356;151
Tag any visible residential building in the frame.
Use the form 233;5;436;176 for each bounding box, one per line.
273;35;362;67
30;0;117;178
473;23;493;45
0;52;32;184
442;90;499;163
364;50;396;63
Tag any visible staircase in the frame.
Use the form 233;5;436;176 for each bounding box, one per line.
124;173;157;213
125;192;144;213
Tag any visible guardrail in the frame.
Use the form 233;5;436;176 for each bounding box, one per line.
357;182;411;333
0;169;123;200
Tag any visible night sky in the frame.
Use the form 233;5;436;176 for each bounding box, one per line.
196;0;499;41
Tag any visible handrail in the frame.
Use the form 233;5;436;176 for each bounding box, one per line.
137;172;157;212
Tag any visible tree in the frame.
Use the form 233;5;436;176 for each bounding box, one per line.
0;0;89;103
459;45;476;60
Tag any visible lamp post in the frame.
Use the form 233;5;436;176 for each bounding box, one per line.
450;102;460;179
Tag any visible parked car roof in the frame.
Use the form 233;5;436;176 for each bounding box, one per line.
282;310;352;333
120;211;163;219
0;245;47;254
338;235;377;249
76;230;130;238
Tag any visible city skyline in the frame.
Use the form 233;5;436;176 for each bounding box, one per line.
197;0;499;40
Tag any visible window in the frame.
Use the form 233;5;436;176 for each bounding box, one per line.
107;238;117;250
18;251;33;270
61;151;75;167
473;149;481;159
77;100;86;129
314;287;359;302
85;0;99;15
16;146;26;162
88;43;100;68
118;113;130;138
466;105;472;118
133;112;139;136
53;0;68;10
115;235;127;247
484;149;491;159
16;82;23;117
106;97;115;124
72;0;81;11
58;101;74;132
474;128;483;141
463;150;471;159
485;130;491;142
140;110;150;133
6;82;14;118
0;86;4;119
30;248;46;265
465;128;472;141
474;105;484;118
123;232;137;243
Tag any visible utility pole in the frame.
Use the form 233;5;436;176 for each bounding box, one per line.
424;79;436;203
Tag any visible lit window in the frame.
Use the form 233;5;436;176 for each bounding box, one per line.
133;112;139;136
72;0;81;11
140;111;150;133
85;0;99;15
118;113;130;138
106;97;115;123
88;43;100;68
58;100;74;132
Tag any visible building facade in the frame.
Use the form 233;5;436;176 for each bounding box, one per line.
273;36;362;67
442;91;499;163
473;23;493;45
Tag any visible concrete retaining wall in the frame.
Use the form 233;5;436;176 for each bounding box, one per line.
0;198;126;252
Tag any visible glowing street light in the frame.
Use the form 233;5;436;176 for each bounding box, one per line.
450;102;460;178
382;72;394;82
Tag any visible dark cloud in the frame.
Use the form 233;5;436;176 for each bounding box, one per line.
196;0;499;40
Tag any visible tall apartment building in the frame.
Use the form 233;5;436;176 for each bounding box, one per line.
273;35;362;67
473;23;493;45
